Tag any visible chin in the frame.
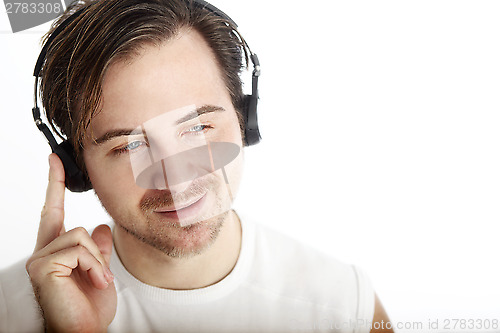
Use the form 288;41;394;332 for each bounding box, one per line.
115;209;229;259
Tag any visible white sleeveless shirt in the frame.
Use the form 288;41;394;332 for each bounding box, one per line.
108;217;375;332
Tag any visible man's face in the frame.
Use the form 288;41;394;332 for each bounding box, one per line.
83;29;244;258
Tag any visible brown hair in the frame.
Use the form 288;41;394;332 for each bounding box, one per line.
40;0;249;172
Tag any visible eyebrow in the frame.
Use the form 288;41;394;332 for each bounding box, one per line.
175;104;225;125
93;129;134;145
93;104;225;145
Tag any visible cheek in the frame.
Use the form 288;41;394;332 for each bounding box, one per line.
84;151;144;209
216;113;244;191
217;112;243;144
224;150;244;197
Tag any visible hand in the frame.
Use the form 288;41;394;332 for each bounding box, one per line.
26;154;117;333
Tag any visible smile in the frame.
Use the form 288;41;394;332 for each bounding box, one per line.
153;193;207;224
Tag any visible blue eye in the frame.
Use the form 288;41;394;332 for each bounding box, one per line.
114;140;146;155
126;141;143;150
185;124;213;134
190;125;205;132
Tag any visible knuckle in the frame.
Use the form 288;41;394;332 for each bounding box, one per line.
40;207;64;222
75;244;88;255
72;227;89;238
26;258;44;278
40;205;48;218
25;257;34;272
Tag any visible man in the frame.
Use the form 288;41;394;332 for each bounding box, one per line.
0;0;393;332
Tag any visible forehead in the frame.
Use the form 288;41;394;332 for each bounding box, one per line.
89;28;232;139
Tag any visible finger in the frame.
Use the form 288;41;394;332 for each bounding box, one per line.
28;245;110;290
91;225;113;266
28;227;108;272
35;154;66;252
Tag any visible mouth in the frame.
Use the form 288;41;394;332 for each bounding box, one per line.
153;193;207;225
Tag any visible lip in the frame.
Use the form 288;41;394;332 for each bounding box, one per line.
154;193;205;212
154;193;207;224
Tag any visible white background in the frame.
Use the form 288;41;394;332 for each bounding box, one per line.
1;0;499;331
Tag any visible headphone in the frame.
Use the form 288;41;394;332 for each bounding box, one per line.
32;0;261;193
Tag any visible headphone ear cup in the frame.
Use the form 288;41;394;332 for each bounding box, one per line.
53;141;92;192
242;94;261;146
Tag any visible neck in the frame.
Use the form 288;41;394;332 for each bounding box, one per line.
112;210;242;290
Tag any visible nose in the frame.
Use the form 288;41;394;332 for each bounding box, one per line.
158;157;198;194
135;139;212;190
146;132;198;192
136;156;200;193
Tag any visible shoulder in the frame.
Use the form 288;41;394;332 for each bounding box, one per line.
0;258;44;333
246;221;375;321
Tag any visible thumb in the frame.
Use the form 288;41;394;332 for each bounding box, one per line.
91;224;113;266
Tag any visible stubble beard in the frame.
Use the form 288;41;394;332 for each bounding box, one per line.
112;174;231;259
117;211;228;259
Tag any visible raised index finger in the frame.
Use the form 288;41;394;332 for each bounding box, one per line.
35;153;66;252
